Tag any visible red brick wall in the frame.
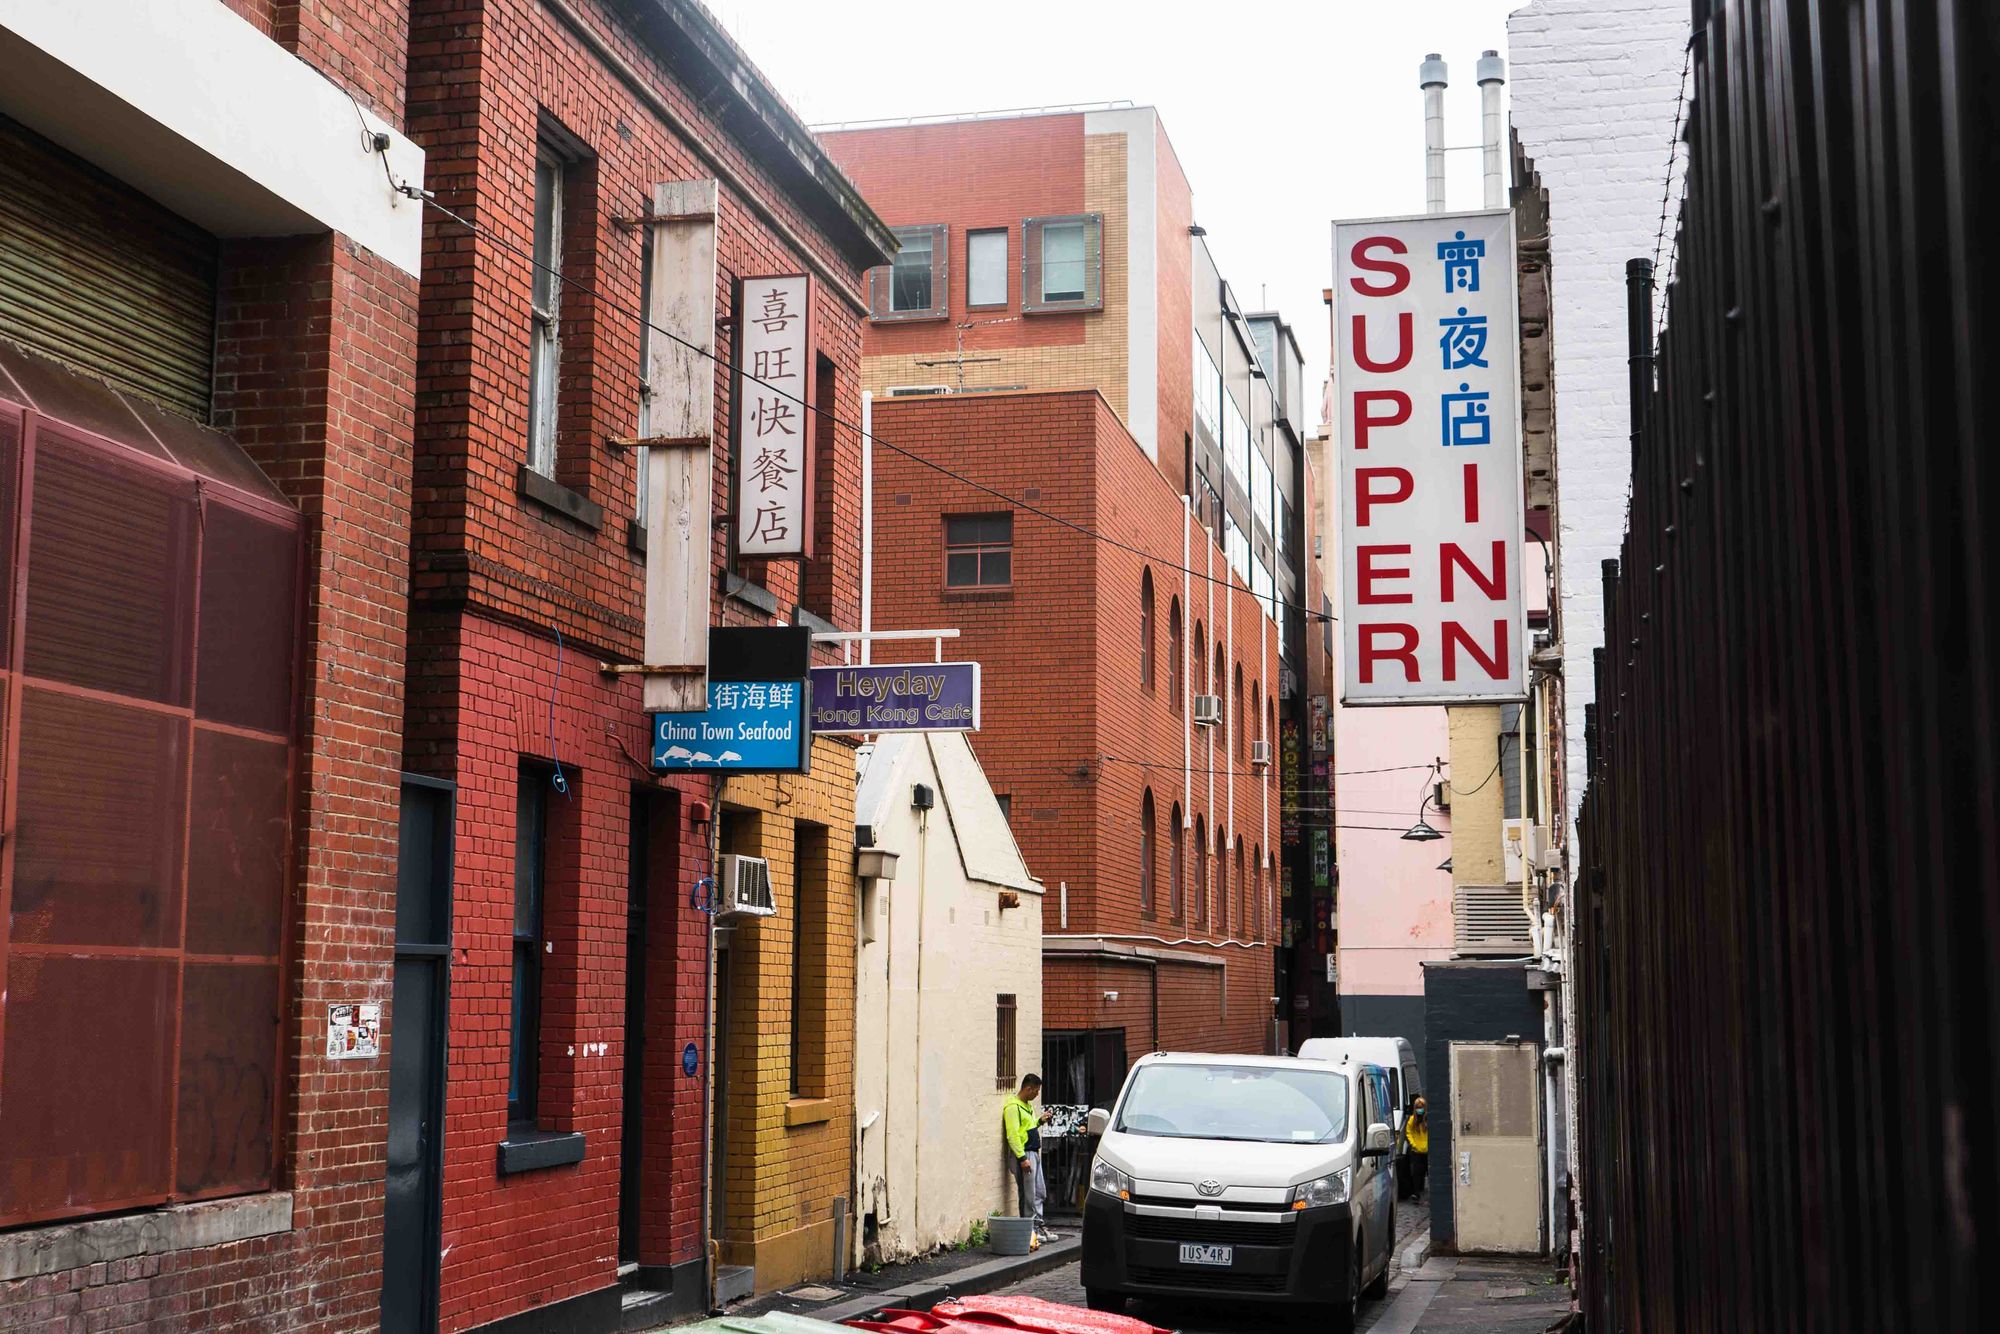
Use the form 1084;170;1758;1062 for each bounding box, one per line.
273;0;411;125
871;390;1278;1060
401;0;874;1325
420;616;712;1330
820;115;1091;359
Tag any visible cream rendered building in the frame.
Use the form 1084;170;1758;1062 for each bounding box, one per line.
852;733;1043;1264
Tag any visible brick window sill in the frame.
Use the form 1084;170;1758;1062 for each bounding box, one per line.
496;1128;586;1175
518;464;604;531
0;1192;293;1282
942;586;1013;602
783;1098;836;1128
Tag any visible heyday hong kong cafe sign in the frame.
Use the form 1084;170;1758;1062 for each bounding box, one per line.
1332;208;1527;705
809;663;981;735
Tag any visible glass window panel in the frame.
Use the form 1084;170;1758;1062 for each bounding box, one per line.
175;963;280;1196
969;230;1008;306
515;776;546;939
528;320;558;477
532;158;560;315
891;229;933;312
0;408;16;665
982;551;1011;586
26;432;197;704
984;514;1013;543
12;687;187;948
946;552;980;586
1042;222;1086;302
944;516;978;545
510;947;533;1109
0;955;175;1220
197;503;298;734
185;729;289;957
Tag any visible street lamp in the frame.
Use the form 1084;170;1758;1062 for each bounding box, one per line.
1402;794;1445;843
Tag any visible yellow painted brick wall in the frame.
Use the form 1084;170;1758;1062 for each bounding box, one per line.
1447;705;1508;886
717;737;859;1289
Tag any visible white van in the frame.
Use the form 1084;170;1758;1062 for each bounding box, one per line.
1297;1037;1422;1130
1079;1052;1399;1332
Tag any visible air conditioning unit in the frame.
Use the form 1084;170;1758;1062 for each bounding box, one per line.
1524;824;1556;872
1250;740;1273;766
1192;695;1223;726
885;384;953;397
718;854;776;918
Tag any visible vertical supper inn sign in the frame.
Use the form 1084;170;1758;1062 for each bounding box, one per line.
734;274;813;559
1332;209;1526;705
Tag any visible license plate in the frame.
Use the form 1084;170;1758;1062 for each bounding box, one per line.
1178;1243;1233;1266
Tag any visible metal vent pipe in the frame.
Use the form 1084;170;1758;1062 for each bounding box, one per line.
1420;53;1448;214
1477;49;1507;208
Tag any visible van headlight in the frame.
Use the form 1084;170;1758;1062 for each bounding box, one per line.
1290;1167;1352;1209
1090;1158;1135;1200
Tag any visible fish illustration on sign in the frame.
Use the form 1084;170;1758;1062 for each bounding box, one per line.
718;750;743;762
660;745;694;762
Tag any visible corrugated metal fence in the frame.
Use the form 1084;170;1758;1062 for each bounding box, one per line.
1575;1;1998;1329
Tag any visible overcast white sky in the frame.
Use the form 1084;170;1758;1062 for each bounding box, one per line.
713;0;1531;392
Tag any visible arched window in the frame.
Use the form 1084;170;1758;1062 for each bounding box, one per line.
1193;815;1207;925
1252;844;1264;940
1170;803;1185;920
1235;837;1247;939
1234;663;1246;758
1139;789;1156;917
1251;681;1262;751
1140;571;1155;691
1214;646;1225;718
1194;622;1207;695
1168;597;1183;711
1215;826;1228;933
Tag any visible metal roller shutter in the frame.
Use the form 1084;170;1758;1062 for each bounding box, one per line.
0;114;217;420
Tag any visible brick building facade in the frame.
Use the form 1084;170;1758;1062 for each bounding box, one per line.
870;390;1281;1080
400;0;888;1323
0;0;890;1328
824;108;1310;1086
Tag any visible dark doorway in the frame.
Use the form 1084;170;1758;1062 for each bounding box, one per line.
710;943;732;1240
620;789;677;1266
382;774;453;1334
620;792;649;1263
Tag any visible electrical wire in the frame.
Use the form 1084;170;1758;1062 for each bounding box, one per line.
401;184;1336;624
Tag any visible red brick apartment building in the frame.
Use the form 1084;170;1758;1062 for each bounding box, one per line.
823;108;1329;1086
0;1;890;1330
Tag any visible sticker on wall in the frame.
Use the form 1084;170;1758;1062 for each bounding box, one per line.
327;1003;381;1061
1460;1150;1472;1186
682;1042;700;1078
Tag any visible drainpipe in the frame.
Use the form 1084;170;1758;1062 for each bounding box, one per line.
861;391;873;666
911;796;929;1244
1183;501;1193;832
700;776;724;1306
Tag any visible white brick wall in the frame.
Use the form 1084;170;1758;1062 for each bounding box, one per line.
1509;0;1691;857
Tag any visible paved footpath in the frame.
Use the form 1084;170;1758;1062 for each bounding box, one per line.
989;1200;1573;1333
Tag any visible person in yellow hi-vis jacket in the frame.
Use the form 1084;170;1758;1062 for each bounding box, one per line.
1404;1095;1430;1201
1003;1074;1058;1242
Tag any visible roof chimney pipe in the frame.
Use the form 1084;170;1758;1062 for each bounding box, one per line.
1477;49;1507;209
1420;53;1449;214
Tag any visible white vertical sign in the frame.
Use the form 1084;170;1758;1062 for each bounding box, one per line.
1332;209;1525;704
642;180;718;713
734;274;813;558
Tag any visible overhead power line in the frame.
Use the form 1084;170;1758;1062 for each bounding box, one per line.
407;189;1336;623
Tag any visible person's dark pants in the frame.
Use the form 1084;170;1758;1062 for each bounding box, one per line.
1409;1151;1428;1199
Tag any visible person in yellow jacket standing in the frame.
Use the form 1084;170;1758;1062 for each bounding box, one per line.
1003;1074;1058;1242
1403;1095;1431;1201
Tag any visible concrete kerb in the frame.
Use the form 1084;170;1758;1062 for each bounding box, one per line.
811;1236;1083;1325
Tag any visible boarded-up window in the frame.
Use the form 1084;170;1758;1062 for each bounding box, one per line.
0;347;300;1229
996;994;1018;1087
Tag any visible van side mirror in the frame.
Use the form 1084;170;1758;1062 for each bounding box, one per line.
1363;1122;1394;1155
1086;1107;1111;1136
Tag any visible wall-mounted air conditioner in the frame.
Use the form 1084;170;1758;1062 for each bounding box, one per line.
1192;695;1223;726
1250;740;1273;766
718;854;776;917
886;384;953;397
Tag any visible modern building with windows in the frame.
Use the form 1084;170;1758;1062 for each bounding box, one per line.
821;105;1309;1101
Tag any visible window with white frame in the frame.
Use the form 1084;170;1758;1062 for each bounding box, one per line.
528;148;564;477
1022;214;1103;313
1224;395;1250;489
1194;336;1222;442
968;228;1008;307
1041;220;1086;302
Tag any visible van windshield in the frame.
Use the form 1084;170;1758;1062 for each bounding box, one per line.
1114;1063;1350;1145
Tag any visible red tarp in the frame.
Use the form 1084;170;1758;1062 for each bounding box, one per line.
845;1295;1169;1334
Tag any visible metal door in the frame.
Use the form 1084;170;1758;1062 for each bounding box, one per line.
1450;1042;1541;1253
382;776;453;1332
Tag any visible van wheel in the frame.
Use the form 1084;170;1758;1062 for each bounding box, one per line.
1084;1289;1123;1313
1325;1242;1361;1332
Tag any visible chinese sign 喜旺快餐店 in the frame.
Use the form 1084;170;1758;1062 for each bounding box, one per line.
733;273;813;559
807;662;981;734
